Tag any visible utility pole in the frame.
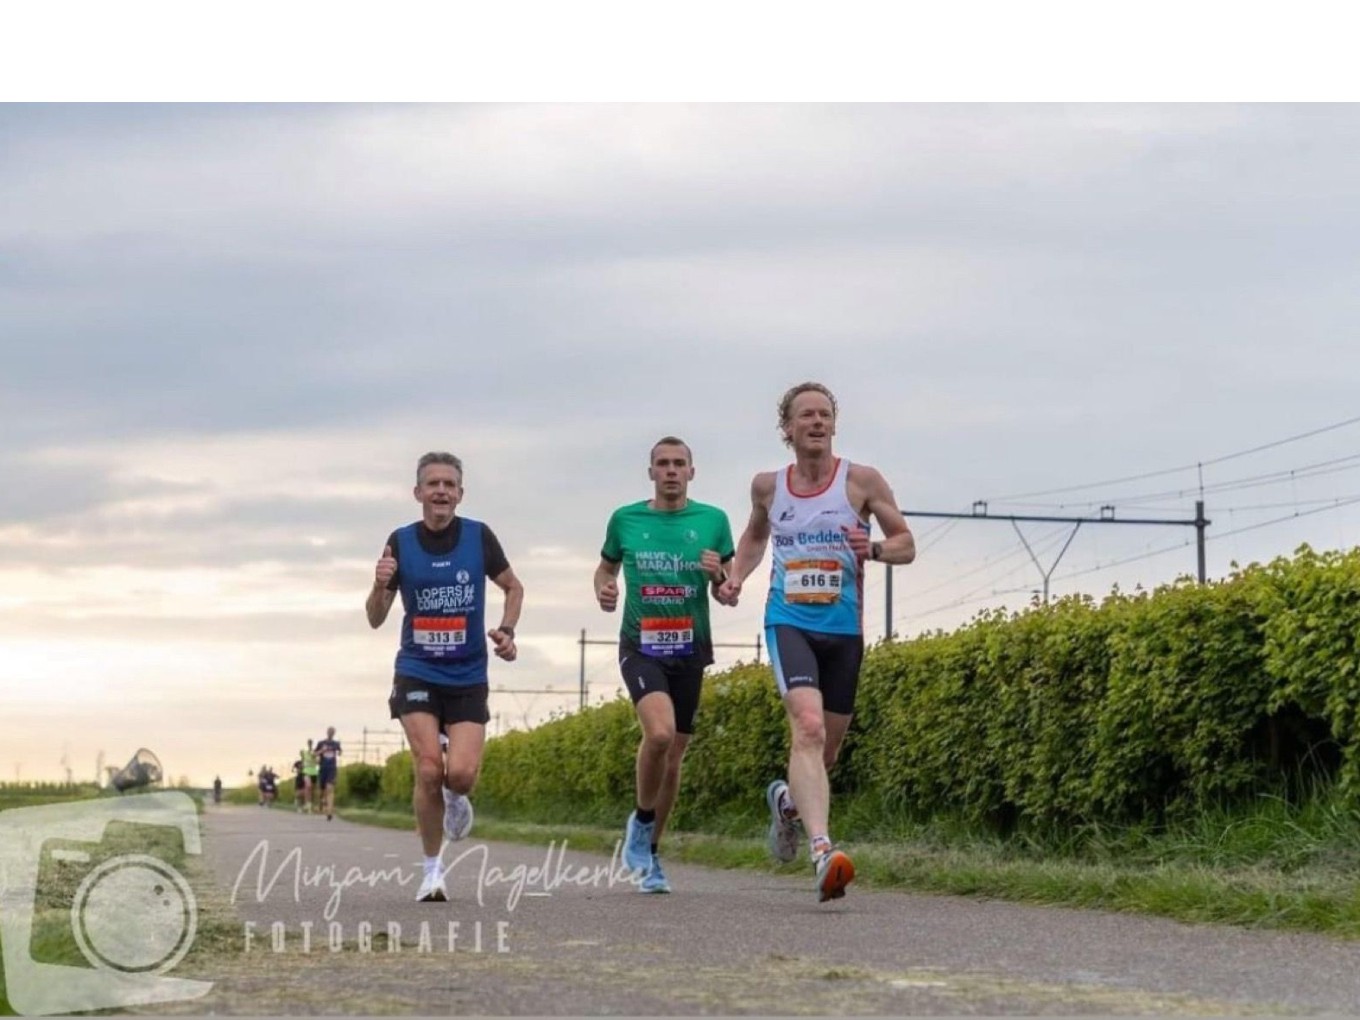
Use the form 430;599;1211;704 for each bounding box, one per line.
579;627;590;710
888;501;1211;631
1011;518;1084;605
885;561;893;639
1196;499;1208;585
360;727;407;765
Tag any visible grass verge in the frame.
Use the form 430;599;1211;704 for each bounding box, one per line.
340;789;1360;939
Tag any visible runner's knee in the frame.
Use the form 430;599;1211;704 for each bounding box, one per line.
666;738;689;769
446;764;478;795
640;723;676;754
789;708;826;749
415;753;444;789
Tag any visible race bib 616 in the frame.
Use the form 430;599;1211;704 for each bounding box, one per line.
783;559;842;604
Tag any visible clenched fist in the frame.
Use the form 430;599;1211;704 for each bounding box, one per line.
596;577;619;612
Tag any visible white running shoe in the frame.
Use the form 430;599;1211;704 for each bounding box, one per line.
416;871;448;902
765;779;801;863
443;788;474;842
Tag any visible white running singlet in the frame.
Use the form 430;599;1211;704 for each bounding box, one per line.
765;457;865;635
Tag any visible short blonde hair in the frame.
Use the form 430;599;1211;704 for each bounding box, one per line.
777;382;838;447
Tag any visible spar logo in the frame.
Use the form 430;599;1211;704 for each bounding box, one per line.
641;584;696;606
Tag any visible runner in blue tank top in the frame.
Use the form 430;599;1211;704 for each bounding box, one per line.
720;382;916;903
365;451;525;903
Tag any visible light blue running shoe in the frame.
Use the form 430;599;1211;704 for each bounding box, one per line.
623;810;655;873
640;855;671;894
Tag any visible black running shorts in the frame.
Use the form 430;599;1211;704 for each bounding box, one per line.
618;639;706;735
388;676;491;726
765;625;864;715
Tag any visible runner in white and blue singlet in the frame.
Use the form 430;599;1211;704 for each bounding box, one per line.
720;382;916;904
765;455;864;640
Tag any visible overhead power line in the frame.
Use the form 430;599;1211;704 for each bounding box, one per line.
984;411;1360;503
1196;492;1360;514
900;492;1360;631
991;451;1360;512
1206;493;1360;542
1098;453;1360;507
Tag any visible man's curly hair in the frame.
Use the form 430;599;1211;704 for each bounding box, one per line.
777;382;838;447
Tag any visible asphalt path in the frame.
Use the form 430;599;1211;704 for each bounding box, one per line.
166;803;1360;1015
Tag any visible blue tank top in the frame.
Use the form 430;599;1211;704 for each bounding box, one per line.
394;520;489;686
764;458;866;635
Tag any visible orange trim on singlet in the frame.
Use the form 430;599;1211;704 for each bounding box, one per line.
785;457;842;499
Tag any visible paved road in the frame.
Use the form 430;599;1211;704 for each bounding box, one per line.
164;804;1360;1015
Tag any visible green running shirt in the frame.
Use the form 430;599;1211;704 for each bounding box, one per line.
601;500;735;663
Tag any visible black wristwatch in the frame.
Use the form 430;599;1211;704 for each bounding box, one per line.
870;542;883;562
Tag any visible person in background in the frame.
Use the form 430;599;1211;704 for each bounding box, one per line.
316;726;343;821
300;739;319;813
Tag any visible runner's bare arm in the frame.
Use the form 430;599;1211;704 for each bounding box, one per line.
594;558;621;612
488;565;524;661
720;472;776;601
853;464;915;565
489;565;524;635
366;544;398;628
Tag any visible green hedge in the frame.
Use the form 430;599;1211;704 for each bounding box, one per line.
471;545;1360;833
335;762;383;802
223;762;387;807
381;750;414;804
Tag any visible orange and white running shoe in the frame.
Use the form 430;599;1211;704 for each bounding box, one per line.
815;847;855;903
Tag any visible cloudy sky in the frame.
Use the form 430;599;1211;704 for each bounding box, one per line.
4;103;1360;787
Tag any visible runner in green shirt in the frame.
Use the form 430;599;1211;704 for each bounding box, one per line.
594;436;737;893
300;739;320;814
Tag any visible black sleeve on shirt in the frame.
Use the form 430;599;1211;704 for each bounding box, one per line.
384;529;401;591
386;522;508;583
482;524;511;579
